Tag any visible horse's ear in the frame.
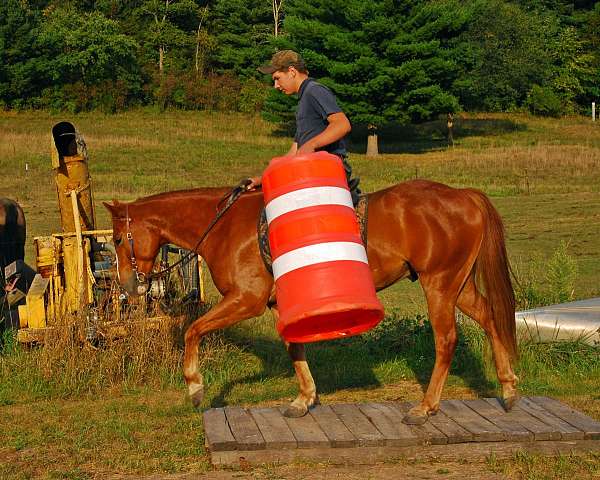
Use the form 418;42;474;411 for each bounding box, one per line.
103;201;116;214
103;201;125;218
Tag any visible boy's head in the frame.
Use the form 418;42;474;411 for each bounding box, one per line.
259;50;308;95
258;50;307;75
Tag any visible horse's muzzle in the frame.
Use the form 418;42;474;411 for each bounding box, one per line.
122;272;148;297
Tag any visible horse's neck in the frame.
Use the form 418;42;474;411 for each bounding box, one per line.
141;191;224;252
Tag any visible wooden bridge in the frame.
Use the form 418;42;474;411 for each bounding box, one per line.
203;396;600;466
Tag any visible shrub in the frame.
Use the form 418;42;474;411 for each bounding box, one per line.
546;240;578;304
238;78;268;114
163;72;243;111
525;85;563;117
514;241;578;310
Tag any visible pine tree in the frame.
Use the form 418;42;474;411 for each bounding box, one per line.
0;0;44;108
209;0;274;78
276;0;465;153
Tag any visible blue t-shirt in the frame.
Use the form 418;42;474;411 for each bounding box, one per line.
294;78;346;156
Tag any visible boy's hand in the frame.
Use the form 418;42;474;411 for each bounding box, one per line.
296;143;316;155
246;176;262;191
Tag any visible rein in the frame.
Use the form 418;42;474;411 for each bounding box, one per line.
124;179;252;283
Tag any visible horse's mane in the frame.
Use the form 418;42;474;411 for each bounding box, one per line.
133;187;232;204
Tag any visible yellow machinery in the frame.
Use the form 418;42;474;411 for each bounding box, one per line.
17;122;114;342
16;122;204;344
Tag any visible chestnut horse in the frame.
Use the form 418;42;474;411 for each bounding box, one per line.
104;179;518;424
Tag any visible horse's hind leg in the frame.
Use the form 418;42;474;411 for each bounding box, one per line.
404;273;460;425
183;292;266;408
457;275;519;410
271;306;319;417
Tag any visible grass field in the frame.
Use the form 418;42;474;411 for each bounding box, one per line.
0;110;599;479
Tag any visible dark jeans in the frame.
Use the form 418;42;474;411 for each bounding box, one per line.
337;154;361;206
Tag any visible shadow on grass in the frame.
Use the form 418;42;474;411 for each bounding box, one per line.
268;116;526;155
208;313;496;408
346;117;527;155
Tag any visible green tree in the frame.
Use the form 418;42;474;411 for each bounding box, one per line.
453;0;555;112
209;0;274;78
0;0;44;108
549;26;595;113
579;3;600;104
138;0;200;74
36;6;141;110
275;0;464;153
514;0;599;113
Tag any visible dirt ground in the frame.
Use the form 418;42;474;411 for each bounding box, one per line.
110;462;505;480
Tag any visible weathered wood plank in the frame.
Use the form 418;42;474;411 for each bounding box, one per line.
393;402;448;445
210;439;600;467
280;406;330;448
310;405;357;448
358;403;421;446
332;403;386;447
484;398;560;441
516;397;584;440
530;396;600;440
427;409;474;443
204;399;600;467
440;400;505;442
203;408;237;452
250;408;297;449
224;406;265;450
463;399;532;441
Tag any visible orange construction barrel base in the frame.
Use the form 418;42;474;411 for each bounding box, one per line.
274;261;384;343
276;295;384;343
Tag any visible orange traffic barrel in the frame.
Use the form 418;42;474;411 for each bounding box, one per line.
262;151;384;343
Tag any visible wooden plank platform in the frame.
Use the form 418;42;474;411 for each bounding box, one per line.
203;397;600;466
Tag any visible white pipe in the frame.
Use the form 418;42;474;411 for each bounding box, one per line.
516;297;600;345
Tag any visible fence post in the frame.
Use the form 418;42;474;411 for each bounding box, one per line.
593;102;596;122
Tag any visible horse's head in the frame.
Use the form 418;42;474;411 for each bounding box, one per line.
103;200;161;297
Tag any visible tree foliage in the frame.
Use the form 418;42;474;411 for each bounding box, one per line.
0;0;598;118
0;0;43;108
278;0;465;128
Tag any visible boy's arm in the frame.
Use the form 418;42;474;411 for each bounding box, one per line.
296;112;351;155
287;142;298;156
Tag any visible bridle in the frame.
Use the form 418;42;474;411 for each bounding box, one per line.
117;179;252;294
124;204;147;285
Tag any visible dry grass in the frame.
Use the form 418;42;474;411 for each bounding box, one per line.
0;110;599;478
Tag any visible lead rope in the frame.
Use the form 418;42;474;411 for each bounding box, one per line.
144;179;252;281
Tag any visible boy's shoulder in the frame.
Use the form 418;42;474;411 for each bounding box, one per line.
305;80;335;98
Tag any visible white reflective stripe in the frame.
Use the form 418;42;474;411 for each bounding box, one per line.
273;241;368;280
265;186;353;223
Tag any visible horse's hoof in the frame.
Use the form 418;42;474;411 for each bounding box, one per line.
502;394;520;411
402;413;429;425
283;404;308;418
189;384;204;409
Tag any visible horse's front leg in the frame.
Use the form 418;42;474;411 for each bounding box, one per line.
284;342;319;417
270;306;319;417
183;292;265;408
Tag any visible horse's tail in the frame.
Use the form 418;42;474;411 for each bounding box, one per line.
465;189;517;361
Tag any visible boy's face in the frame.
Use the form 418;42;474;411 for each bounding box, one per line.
272;67;298;95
